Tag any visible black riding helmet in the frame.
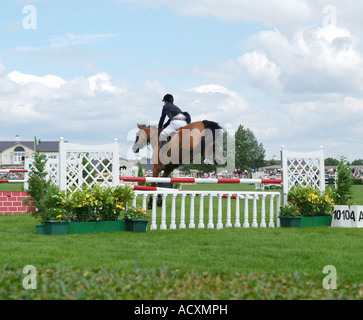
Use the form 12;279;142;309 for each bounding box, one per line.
162;94;174;102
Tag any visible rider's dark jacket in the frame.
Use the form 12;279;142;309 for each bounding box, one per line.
158;102;183;129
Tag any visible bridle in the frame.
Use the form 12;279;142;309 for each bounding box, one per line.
134;126;162;152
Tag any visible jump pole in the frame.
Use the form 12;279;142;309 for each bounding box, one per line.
0;169;28;183
132;184;242;199
121;177;283;185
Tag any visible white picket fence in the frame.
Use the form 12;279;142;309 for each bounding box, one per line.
131;190;281;230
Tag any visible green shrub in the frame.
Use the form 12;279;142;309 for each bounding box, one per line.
287;185;335;216
351;179;363;186
22;150;60;222
279;204;300;217
54;184;134;222
335;156;353;205
137;162;145;186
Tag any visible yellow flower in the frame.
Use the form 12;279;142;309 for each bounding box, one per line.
56;215;62;219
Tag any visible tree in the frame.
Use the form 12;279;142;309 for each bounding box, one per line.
264;157;278;167
334;156;353;205
22;150;59;221
137;162;145;186
351;159;363;166
325;157;339;166
234;125;265;170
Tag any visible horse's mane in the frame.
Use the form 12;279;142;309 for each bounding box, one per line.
138;124;158;130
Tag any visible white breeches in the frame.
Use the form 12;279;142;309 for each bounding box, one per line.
159;119;187;141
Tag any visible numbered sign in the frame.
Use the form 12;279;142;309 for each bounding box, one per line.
332;205;363;228
348;206;363;228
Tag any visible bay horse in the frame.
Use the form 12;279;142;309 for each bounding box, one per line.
132;120;224;208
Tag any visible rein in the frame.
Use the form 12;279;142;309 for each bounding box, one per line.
146;127;162;150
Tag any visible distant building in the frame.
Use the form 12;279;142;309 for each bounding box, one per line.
0;135;59;169
129;159;154;172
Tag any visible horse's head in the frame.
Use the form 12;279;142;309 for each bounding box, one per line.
132;123;150;153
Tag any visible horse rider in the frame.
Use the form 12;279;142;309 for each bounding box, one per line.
158;94;191;148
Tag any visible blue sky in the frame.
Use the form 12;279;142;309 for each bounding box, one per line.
1;0;257;85
1;0;363;163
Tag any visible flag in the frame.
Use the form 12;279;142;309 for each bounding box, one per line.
34;137;41;145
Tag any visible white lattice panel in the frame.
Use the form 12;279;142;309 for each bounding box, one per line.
59;138;119;193
281;146;325;204
24;158;59;190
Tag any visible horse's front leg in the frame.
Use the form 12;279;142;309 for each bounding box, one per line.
148;182;155;210
150;165;163;208
156;168;174;206
157;193;162;207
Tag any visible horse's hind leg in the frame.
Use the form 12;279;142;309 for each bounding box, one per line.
156;167;174;206
203;139;215;166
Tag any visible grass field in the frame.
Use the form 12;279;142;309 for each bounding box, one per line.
0;183;362;300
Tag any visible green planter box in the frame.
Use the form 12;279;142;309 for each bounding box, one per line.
67;220;126;234
44;221;69;235
311;215;333;226
125;219;149;233
279;217;302;228
280;216;332;228
299;216;316;228
35;224;45;234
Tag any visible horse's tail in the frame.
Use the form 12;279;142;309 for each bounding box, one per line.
201;121;223;163
202;120;223;134
202;120;223;145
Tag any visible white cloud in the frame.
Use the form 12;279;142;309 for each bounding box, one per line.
7;71;66;89
192;84;236;96
118;0;311;33
2;63;363;161
191;84;249;114
117;0;363;38
49;33;118;48
87;72;117;95
0;68;168;153
194;23;363;95
237;51;281;89
238;24;363;95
